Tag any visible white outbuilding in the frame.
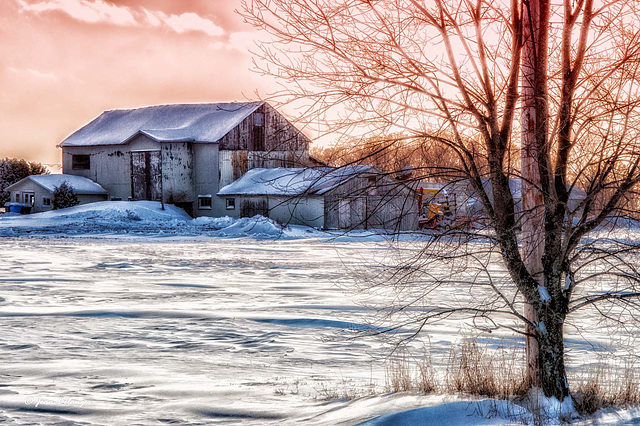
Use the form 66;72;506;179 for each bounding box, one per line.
218;166;418;230
5;174;108;213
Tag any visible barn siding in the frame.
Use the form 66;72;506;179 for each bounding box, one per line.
161;142;194;204
324;173;418;230
224;195;324;228
217;104;311;152
193;144;222;217
62;145;133;200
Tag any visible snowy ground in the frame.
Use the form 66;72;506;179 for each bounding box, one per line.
0;202;638;424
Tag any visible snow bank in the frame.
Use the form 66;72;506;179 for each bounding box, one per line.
0;201;326;239
0;201;189;232
0;201;432;242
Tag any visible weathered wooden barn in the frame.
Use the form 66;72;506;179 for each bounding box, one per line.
58;102;318;216
5;174;107;213
218;166;418;230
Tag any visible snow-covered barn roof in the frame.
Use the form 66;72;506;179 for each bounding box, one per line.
217;166;374;197
58;102;264;147
6;174;108;195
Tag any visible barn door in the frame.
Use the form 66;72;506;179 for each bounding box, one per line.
338;198;366;229
338;199;351;229
131;151;162;201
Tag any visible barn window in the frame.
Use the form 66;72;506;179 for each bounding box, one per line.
42;197;51;207
72;154;91;170
226;198;236;210
198;195;212;210
252;112;265;151
14;194;19;202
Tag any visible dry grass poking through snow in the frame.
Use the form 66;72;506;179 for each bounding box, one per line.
385;339;527;399
572;359;640;414
385;339;640;417
446;339;529;399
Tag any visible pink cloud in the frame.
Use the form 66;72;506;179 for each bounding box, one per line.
18;0;137;26
158;12;224;37
17;0;225;37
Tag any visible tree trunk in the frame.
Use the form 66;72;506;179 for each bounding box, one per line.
536;308;571;401
521;0;545;390
521;0;572;402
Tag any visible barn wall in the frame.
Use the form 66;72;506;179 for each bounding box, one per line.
217;104;311;153
268;196;324;228
192;143;222;217
63;137;200;207
216;104;315;198
221;195;324;227
161;142;194;205
324;173;417;230
62;145;134;200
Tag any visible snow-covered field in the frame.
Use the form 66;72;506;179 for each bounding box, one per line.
0;202;639;424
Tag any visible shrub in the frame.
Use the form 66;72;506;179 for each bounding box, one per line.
53;181;79;210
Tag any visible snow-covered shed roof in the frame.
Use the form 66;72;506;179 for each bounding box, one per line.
58;102;264;147
6;174;108;195
218;166;374;197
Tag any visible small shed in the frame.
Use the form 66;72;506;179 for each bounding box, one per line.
5;174;108;213
218;166;417;230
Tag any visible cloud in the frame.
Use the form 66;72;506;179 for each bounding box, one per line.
17;0;225;37
158;12;224;37
7;66;58;81
18;0;136;26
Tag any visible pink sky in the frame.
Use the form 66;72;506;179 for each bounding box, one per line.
0;0;280;169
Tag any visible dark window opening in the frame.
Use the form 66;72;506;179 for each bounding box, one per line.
226;198;236;210
42;197;51;206
72;154;91;170
198;196;212;210
252;112;265;151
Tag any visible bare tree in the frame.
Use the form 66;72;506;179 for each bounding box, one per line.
241;0;640;405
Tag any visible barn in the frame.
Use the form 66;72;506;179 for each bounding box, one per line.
58;102;318;217
218;166;418;230
5;174;108;213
